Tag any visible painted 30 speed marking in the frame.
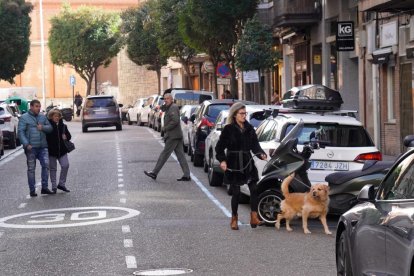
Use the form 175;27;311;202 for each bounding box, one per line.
0;207;140;229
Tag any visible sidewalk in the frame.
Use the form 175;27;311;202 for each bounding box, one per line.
383;154;397;161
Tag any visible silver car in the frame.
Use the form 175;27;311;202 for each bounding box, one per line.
81;95;123;132
336;141;414;275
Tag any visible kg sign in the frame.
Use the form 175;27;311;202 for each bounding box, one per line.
336;21;354;51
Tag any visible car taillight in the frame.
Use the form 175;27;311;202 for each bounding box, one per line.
199;118;214;128
83;109;89;116
3;116;11;122
354;151;382;162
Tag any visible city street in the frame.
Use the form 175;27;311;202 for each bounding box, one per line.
0;122;338;276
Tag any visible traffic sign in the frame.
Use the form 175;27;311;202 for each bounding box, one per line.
70;75;76;86
216;63;230;78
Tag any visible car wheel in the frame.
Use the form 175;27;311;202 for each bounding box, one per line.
127;115;132;125
8;131;17;149
137;115;143;126
82;126;88;133
193;153;203;167
337;231;353;276
116;123;122;131
208;155;223;187
257;190;283;226
65;116;72;122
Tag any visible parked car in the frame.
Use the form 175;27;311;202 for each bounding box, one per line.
137;94;159;126
0;103;21;149
204;105;278;186
81;95;123;132
179;105;198;152
0;119;4;158
189;99;256;167
127;98;147;125
335;146;414;276
149;95;164;129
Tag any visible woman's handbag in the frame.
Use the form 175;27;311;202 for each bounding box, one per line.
63;125;75;152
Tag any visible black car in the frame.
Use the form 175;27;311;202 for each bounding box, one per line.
335;144;414;275
189;99;255;167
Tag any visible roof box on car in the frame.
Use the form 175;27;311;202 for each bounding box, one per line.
282;84;343;111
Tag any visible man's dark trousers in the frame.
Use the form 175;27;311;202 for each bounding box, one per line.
153;137;190;177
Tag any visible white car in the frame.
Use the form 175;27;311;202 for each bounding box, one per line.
179;105;198;152
137;94;159;126
0;103;21;149
127;98;147;125
204;105;278;186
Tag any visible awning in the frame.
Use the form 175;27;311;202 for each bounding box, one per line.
372;47;393;64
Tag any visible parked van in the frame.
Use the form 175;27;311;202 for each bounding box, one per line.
164;89;214;108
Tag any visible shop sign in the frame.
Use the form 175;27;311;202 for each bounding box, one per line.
243;70;259;83
336;21;355;51
380;21;398;48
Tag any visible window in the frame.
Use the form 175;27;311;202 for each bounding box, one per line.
258;121;277;142
387;66;396;122
379;153;414;200
205;104;231;120
284;123;374;147
256;120;269;140
86;98;116;108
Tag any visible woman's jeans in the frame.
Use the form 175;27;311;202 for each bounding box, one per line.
49;154;69;189
25;147;49;192
231;180;259;216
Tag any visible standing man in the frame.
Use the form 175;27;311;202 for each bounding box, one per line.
144;93;191;181
18;100;54;196
74;91;83;117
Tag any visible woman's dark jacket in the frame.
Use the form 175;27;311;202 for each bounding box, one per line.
215;121;265;185
46;119;72;158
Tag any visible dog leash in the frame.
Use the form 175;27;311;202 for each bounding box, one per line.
225;151;312;189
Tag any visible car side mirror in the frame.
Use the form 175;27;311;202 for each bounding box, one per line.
357;184;377;202
190;114;196;122
118;103;123;108
216;122;223;131
181;116;188;124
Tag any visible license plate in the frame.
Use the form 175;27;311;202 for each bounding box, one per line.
95;110;108;115
311;160;349;171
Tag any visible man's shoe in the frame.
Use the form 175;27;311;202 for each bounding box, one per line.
52;188;57;194
177;176;191;181
57;185;70;192
30;191;37;197
41;188;54;195
144;170;157;180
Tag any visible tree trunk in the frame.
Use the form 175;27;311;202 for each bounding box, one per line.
86;77;93;96
156;68;161;95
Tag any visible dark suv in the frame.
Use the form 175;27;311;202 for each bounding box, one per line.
81;95;123;132
189;99;255;166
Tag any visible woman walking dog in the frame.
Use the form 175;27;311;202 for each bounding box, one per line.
215;102;267;230
46;109;72;193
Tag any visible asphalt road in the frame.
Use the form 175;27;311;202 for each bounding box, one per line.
0;122;338;276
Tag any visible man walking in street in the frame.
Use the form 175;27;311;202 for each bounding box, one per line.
74;91;83;117
18;100;54;196
144;93;191;181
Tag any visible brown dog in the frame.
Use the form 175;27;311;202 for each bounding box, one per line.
275;173;332;234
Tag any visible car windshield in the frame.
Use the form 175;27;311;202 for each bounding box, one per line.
284;123;374;147
205;104;232;120
86;98;116;108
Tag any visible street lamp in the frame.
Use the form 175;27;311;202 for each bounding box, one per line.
39;0;46;109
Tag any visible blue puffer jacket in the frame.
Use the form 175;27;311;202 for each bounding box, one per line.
18;111;53;148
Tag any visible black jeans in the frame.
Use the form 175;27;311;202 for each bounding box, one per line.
231;180;258;216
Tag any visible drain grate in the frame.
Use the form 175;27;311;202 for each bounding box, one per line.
133;268;193;276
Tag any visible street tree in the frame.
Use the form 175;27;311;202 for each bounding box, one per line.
236;15;278;102
179;0;258;98
121;0;167;94
0;0;33;83
155;0;197;89
49;4;122;95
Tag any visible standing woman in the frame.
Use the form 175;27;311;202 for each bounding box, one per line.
215;102;267;230
46;109;71;193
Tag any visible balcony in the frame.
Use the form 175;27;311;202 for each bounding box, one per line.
360;0;414;12
273;0;321;27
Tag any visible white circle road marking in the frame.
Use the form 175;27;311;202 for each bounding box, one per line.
0;207;140;229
